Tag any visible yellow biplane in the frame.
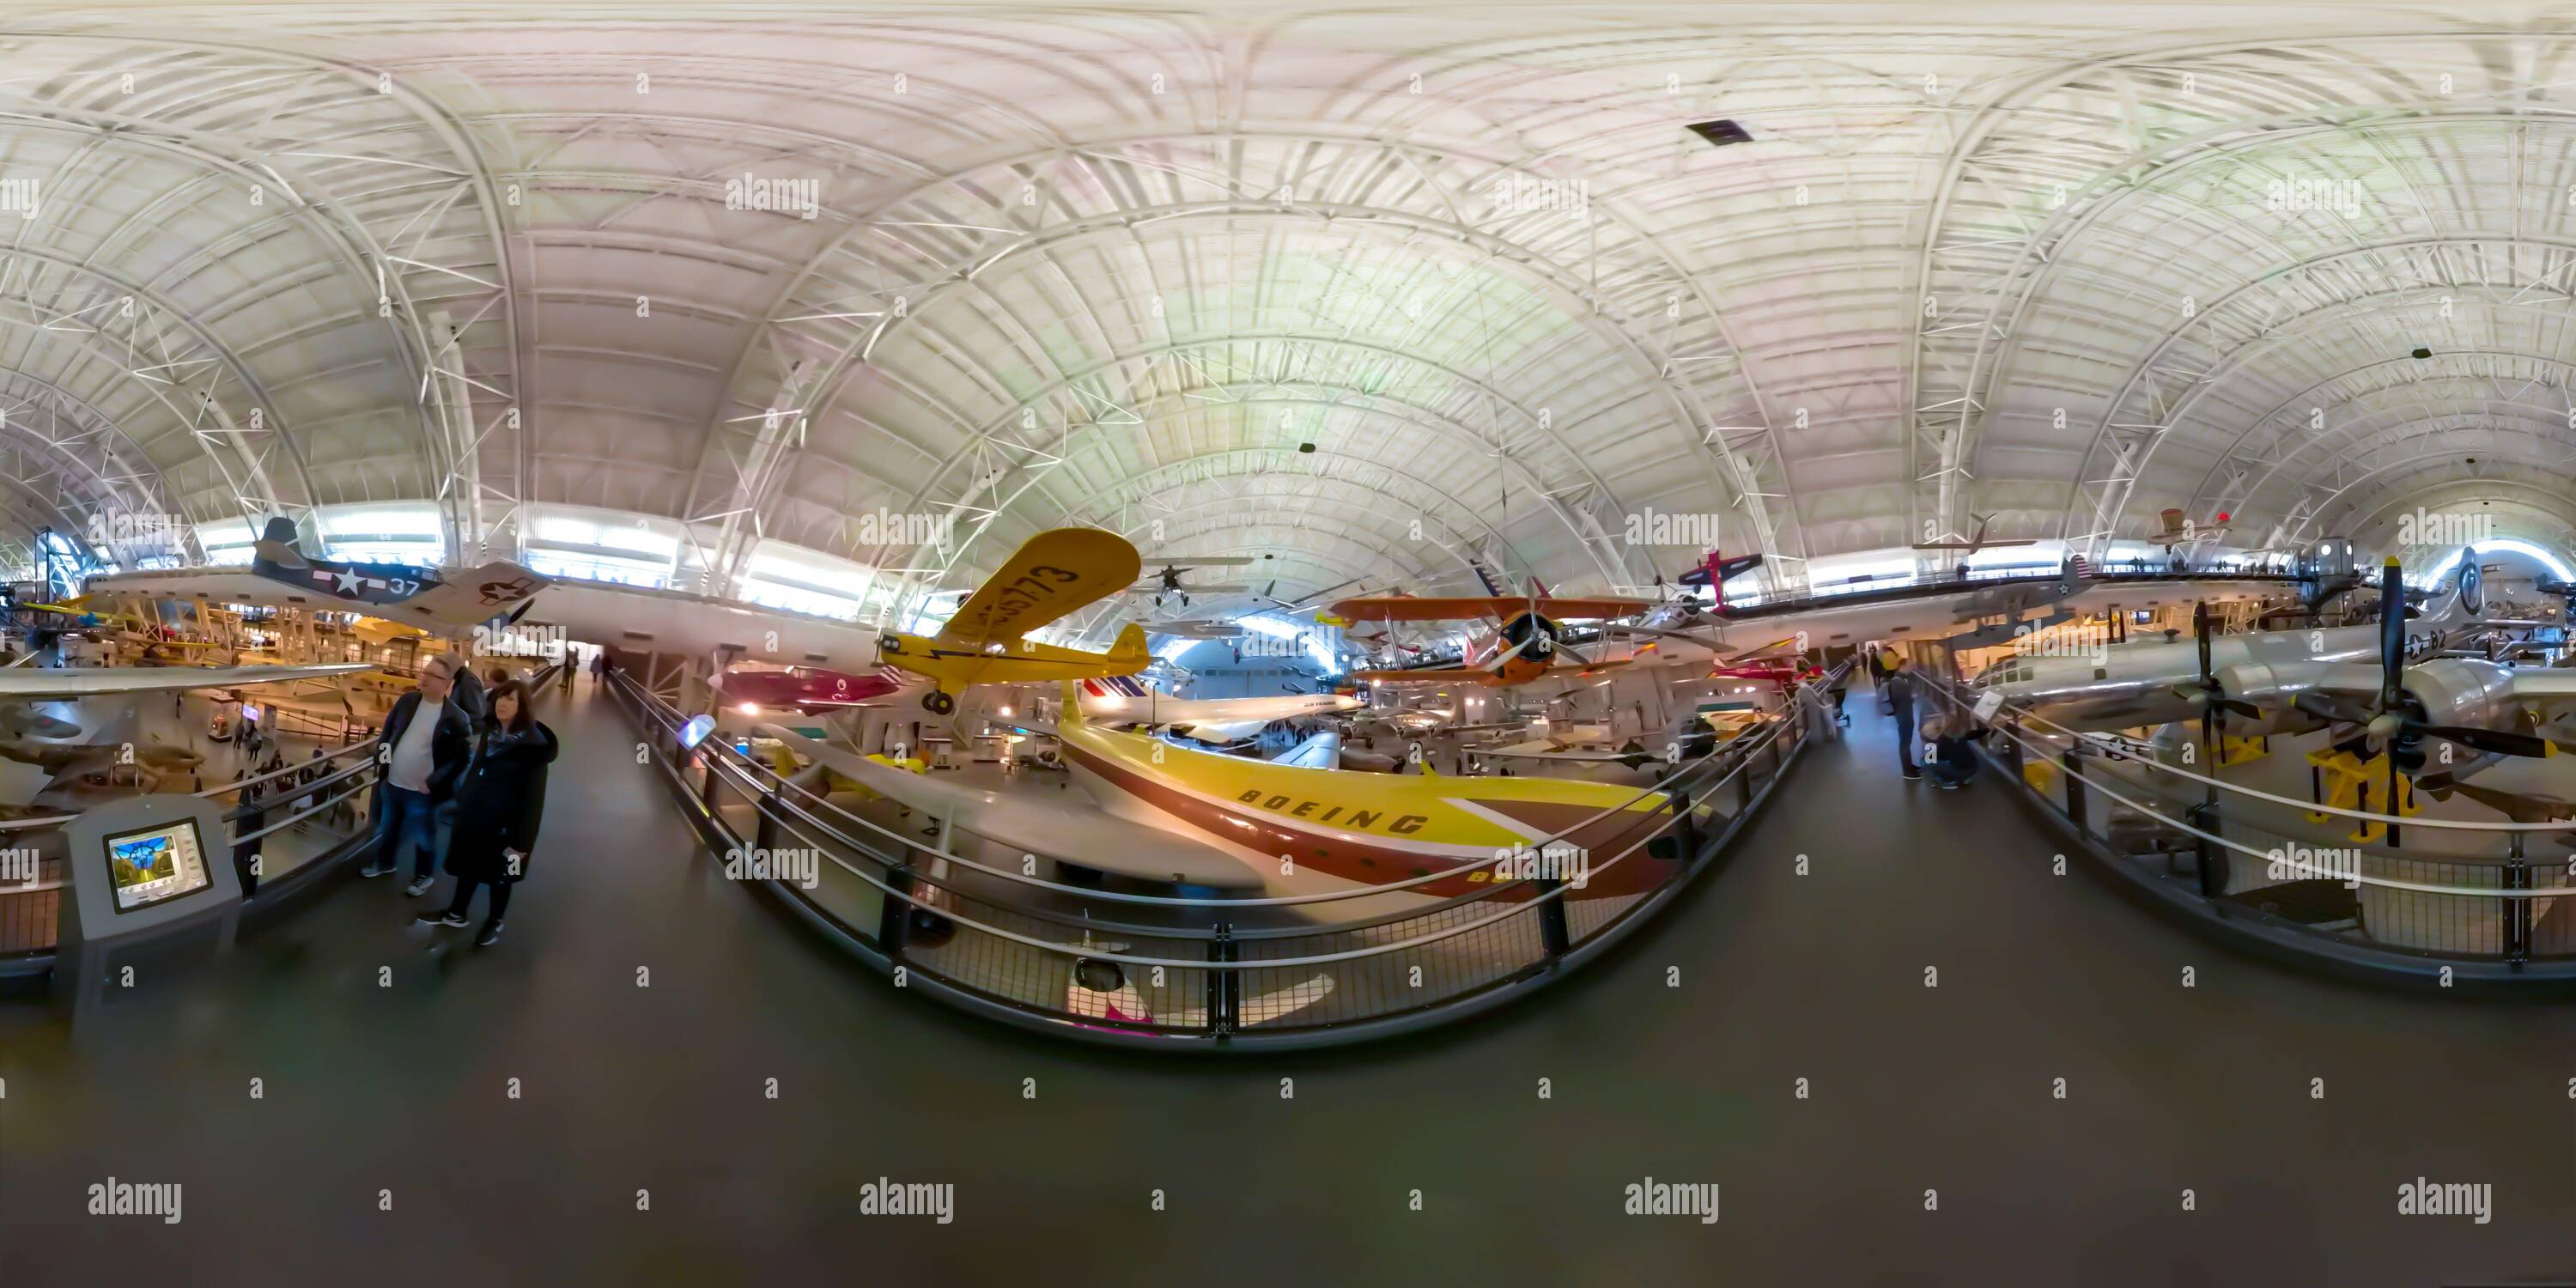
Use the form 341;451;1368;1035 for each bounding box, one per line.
875;527;1151;714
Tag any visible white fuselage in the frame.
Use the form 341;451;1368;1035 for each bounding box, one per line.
511;580;884;671
1078;691;1361;732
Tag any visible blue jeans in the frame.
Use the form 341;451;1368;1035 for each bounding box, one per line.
373;785;441;879
1929;752;1977;787
1894;709;1917;772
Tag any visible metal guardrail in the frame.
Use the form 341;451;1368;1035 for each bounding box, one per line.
0;657;570;971
1916;666;2576;985
605;664;1831;1048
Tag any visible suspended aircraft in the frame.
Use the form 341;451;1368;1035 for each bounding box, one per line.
1039;681;1685;900
1331;592;1656;689
1977;555;2567;750
1072;676;1362;744
874;526;1152;714
1133;557;1258;609
713;664;909;715
88;517;549;635
1912;513;2042;556
759;724;1264;890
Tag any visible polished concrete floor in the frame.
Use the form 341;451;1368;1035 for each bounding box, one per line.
3;680;2572;1285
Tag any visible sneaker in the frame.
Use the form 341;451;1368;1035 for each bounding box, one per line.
474;921;504;947
359;863;392;878
415;911;467;928
405;876;434;896
1935;779;1960;791
1904;770;1923;781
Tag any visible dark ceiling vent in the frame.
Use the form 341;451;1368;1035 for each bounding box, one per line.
2410;346;2433;360
1686;118;1753;148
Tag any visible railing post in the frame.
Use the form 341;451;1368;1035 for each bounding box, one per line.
878;864;913;957
1206;922;1238;1036
1670;787;1699;861
1535;881;1571;959
2506;833;2532;969
2062;749;2087;833
2187;801;2223;897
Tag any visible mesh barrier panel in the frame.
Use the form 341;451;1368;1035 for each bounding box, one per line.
606;665;1814;1041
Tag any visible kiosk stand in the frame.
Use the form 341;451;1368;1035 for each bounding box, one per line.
51;793;240;1024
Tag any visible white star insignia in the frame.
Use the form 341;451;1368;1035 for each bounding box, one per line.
333;568;364;595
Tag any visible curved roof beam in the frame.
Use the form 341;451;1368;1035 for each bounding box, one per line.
708;130;1795;583
2052;240;2576;548
850;335;1643;596
0;32;526;553
884;444;1534;626
1909;25;2576;555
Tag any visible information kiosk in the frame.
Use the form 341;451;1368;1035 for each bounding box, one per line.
51;793;240;1023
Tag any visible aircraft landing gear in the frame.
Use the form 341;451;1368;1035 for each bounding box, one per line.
922;690;957;714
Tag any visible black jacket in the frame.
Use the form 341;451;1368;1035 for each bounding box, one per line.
1883;670;1917;720
377;689;473;802
446;720;558;884
447;665;489;728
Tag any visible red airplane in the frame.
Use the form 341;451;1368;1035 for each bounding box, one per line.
714;665;907;714
1708;659;1801;686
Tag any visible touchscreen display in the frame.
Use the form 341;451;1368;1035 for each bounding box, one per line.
105;819;211;914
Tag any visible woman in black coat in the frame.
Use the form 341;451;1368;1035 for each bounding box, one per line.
416;679;556;945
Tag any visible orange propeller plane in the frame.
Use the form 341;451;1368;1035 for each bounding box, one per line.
1329;593;1656;689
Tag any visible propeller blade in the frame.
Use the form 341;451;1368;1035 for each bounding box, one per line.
2292;692;2374;726
2193;600;2213;686
2378;558;2406;712
2413;723;2558;759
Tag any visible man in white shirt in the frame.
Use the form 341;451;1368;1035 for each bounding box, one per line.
362;653;473;895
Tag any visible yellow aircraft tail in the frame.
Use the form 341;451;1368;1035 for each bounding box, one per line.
1108;622;1148;669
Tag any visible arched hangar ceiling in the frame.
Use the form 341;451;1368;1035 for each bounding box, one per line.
5;4;2576;620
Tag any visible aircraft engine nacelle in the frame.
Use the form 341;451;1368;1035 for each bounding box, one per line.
1499;611;1561;660
2397;657;2519;734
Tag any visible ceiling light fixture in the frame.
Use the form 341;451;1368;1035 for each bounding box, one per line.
1686;119;1753;148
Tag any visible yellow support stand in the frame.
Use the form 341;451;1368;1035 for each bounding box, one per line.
2218;733;2270;767
2022;758;2059;795
2305;747;2417;842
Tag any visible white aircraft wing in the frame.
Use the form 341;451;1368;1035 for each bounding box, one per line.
1079;692;1359;726
761;725;1266;890
1271;730;1340;769
2505;668;2576;710
0;662;373;699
